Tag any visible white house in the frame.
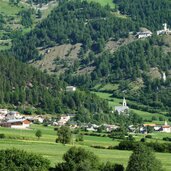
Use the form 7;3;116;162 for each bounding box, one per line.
0;114;5;120
157;23;171;35
6;111;22;120
5;119;31;129
115;97;129;115
0;109;8;115
57;115;70;126
33;115;44;123
161;121;171;133
103;124;119;132
66;86;76;92
136;31;152;39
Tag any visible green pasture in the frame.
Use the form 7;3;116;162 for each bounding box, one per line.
87;0;115;8
0;138;171;170
0;125;171;170
93;91;168;120
0;0;23;16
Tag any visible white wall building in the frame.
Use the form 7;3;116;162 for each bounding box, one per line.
161;121;171;133
57;116;70;126
157;23;171;35
0;109;8;115
136;31;152;39
6;119;31;129
6;111;22;120
66;86;76;92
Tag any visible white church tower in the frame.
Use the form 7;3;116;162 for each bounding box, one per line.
162;72;166;82
123;97;127;106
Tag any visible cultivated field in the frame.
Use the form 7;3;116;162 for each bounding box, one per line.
0;125;171;170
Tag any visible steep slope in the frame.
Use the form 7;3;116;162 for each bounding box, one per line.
0;52;109;123
11;0;137;62
9;0;171;113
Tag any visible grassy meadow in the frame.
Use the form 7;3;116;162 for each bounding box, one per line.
0;125;171;170
92;91;168;121
87;0;115;8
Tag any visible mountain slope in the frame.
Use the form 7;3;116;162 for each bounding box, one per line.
0;52;109;122
114;0;171;30
11;0;137;62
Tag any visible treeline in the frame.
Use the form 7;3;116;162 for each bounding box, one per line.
0;14;5;29
0;52;109;121
11;0;138;61
116;140;171;153
114;0;171;30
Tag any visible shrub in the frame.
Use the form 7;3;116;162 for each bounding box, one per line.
0;133;5;139
140;138;146;142
145;135;152;138
0;149;50;171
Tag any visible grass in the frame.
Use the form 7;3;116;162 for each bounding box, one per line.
87;0;115;8
0;138;171;170
0;125;171;170
93;91;168;120
0;0;23;16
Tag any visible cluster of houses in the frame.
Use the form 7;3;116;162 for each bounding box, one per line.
0;109;47;129
0;106;170;134
136;23;171;39
0;108;76;129
141;121;171;133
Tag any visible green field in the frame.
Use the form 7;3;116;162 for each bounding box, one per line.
87;0;115;8
0;0;24;16
0;125;171;170
92;91;168;120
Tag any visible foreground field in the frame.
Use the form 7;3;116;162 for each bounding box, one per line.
0;138;171;170
0;125;171;170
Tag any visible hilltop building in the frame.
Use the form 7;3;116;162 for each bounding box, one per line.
66;86;76;92
157;23;171;35
136;28;152;39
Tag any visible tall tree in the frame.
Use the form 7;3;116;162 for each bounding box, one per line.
126;144;163;171
57;126;72;145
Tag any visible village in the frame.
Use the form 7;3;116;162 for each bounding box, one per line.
0;96;170;134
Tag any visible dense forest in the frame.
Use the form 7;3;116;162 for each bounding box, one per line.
114;0;171;30
11;0;138;61
64;36;171;112
0;52;110;122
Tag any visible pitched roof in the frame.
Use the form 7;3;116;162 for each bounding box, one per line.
115;106;129;113
7;119;27;123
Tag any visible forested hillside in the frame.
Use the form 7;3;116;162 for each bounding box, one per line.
114;0;171;30
11;0;137;61
64;36;171;112
0;52;110;122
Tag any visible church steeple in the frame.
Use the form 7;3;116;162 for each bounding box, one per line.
123;97;127;106
164;120;168;126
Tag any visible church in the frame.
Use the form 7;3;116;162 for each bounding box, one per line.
115;97;129;115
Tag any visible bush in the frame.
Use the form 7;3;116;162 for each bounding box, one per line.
0;133;5;139
0;149;50;171
163;137;171;141
140;138;146;142
145;135;152;139
117;141;138;150
91;145;106;149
